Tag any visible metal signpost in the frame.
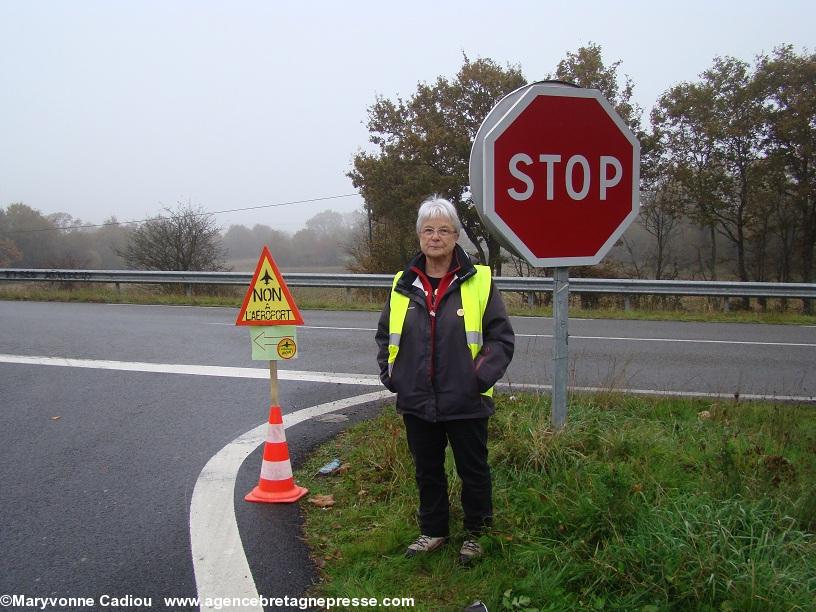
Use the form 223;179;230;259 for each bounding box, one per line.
470;81;640;429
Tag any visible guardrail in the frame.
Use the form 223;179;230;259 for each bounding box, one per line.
2;268;815;299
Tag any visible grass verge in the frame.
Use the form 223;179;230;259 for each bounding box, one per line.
1;284;814;324
297;394;816;611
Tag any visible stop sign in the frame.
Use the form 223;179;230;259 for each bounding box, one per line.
471;82;640;267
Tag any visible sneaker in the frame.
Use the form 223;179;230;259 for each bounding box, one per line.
458;539;483;565
404;534;446;558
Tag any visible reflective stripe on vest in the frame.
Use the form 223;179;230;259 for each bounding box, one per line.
388;265;493;397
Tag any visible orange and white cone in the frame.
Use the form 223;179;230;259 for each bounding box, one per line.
245;405;308;503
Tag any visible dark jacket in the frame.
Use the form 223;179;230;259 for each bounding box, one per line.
375;244;515;422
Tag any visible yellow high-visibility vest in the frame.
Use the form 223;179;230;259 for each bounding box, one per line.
388;265;493;397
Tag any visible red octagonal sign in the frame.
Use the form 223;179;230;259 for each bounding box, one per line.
480;83;640;267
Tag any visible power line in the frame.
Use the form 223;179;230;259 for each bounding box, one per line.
1;193;361;235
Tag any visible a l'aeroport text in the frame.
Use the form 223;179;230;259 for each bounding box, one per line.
243;307;294;322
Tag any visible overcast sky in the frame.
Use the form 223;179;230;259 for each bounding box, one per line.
1;1;813;233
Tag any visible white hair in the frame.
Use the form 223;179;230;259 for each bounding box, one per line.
415;195;462;234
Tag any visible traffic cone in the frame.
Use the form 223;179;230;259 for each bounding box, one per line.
245;405;308;503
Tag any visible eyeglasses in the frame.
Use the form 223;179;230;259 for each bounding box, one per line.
420;226;457;238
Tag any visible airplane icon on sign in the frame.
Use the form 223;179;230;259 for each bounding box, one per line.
261;270;274;285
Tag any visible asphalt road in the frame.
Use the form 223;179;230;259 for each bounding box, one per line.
0;300;814;611
2;300;814;398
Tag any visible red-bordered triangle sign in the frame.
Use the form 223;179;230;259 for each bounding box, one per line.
235;246;304;326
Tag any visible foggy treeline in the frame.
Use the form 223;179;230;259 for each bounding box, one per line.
0;204;360;271
0;204;131;269
220;210;360;269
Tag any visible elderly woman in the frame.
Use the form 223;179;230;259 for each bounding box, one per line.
375;195;515;564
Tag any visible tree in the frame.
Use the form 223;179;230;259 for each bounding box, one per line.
755;46;816;311
304;209;345;236
629;125;685;281
44;212;96;268
0;207;19;266
624;185;683;280
121;203;228;271
549;43;644;304
652;81;725;279
651;56;769;297
223;224;264;261
0;237;22;266
293;210;352;267
349;151;440;272
552;42;643;134
705;56;766;291
251;224;293;263
223;223;294;265
93;217;132;269
349;55;526;273
0;203;62;267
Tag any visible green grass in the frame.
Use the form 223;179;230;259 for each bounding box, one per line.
0;285;241;306
1;283;814;324
297;394;816;611
0;284;383;311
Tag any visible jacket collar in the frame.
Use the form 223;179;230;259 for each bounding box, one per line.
396;244;477;294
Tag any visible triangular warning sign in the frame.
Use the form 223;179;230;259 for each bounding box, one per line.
235;246;304;326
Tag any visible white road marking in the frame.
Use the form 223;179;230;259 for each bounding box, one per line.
189;390;392;612
0;354;380;386
1;353;812;402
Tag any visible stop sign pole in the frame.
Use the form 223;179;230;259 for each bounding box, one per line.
470;81;640;429
552;267;569;428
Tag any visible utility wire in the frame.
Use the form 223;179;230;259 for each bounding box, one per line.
1;193;361;235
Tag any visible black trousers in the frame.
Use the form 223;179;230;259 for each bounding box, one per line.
403;414;493;538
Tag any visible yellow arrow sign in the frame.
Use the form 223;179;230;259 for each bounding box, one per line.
250;327;298;360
